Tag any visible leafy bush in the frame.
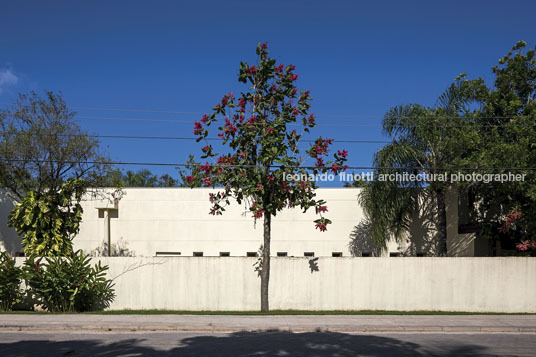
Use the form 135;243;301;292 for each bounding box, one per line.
8;178;85;257
0;251;23;311
23;250;115;312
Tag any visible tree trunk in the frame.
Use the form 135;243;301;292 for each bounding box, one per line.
436;189;448;257
260;212;271;312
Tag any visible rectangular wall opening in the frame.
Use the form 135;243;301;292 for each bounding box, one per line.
277;252;288;257
155;252;181;257
219;252;230;257
389;252;400;257
304;252;315;257
193;252;204;257
361;252;371;257
246;252;258;257
332;252;343;257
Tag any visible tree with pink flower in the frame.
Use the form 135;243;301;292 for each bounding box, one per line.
186;43;348;311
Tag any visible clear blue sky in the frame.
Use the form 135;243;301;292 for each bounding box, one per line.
1;0;535;185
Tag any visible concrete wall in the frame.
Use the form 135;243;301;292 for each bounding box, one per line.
25;256;533;312
72;187;473;257
1;187;475;257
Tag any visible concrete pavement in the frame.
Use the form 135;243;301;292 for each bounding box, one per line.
1;314;536;333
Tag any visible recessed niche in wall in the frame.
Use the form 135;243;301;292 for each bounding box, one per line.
98;208;118;219
193;252;204;257
155;252;181;257
219;252;230;257
247;252;258;257
304;252;315;257
389;252;400;257
277;252;288;257
361;252;371;257
332;252;343;257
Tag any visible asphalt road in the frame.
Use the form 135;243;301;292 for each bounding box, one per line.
1;330;535;356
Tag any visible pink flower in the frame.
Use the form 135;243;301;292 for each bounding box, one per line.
193;121;203;135
516;240;536;252
318;205;328;213
186;176;195;183
281;181;290;192
200;162;212;172
247;65;258;75
200;114;209;123
289;73;298;81
202;177;212;186
202;145;211;153
337;149;348;158
261;42;268;50
315;223;327;232
253;209;264;219
331;163;340;173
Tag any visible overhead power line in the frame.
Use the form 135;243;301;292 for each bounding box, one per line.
2;158;536;171
0;132;390;144
75;115;536;128
3;103;535;121
87;135;391;144
66;106;536;120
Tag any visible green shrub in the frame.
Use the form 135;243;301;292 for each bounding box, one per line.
0;251;23;311
23;250;115;312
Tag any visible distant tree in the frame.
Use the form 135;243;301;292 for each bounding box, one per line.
186;43;348;311
100;168;179;187
462;41;536;249
0;91;110;200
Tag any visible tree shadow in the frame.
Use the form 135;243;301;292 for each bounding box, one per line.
0;190;21;254
308;257;319;273
401;190;439;256
348;219;385;257
0;330;490;357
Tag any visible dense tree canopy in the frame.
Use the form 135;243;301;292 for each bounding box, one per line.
0;91;110;200
360;41;536;256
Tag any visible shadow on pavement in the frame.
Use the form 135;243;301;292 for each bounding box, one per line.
0;330;489;356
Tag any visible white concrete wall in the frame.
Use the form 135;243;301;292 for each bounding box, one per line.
72;187;473;257
34;256;535;312
1;187;474;257
75;188;367;257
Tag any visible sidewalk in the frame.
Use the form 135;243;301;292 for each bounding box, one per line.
1;314;536;333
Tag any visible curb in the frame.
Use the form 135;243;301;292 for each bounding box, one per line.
1;325;536;333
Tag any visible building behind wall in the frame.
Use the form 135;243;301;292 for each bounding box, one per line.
0;187;477;257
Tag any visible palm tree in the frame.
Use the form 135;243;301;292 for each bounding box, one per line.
359;77;482;256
